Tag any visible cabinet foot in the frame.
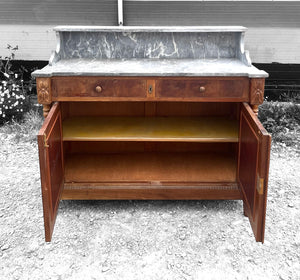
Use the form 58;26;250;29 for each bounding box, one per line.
251;105;259;116
43;104;51;118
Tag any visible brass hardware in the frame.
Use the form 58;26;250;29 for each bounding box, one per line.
256;176;264;195
44;134;49;148
95;86;102;93
199;86;205;93
148;85;153;94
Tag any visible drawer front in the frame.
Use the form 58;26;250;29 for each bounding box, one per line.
52;77;147;99
156;78;249;100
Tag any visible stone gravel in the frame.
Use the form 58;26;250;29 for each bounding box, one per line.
0;130;299;280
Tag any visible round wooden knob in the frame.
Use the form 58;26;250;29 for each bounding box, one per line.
199;86;205;93
95;85;102;93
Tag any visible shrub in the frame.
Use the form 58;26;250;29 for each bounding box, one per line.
259;101;300;145
0;109;43;143
0;45;35;124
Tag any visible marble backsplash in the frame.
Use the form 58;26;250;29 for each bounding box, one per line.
32;26;269;77
60;31;240;60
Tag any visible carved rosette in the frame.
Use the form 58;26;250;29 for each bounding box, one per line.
250;78;265;105
37;78;52;104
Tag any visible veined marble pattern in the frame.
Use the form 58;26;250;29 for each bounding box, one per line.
61;32;239;60
32;58;268;78
32;26;267;78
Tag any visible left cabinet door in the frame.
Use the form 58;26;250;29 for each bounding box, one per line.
37;102;64;242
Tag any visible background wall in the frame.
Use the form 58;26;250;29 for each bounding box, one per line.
0;0;300;63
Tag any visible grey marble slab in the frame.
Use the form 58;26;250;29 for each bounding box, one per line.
32;58;268;78
32;26;267;78
60;31;239;60
54;26;248;33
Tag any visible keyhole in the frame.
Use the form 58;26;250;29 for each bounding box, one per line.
148;85;153;94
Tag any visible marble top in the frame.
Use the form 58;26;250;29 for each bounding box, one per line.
32;26;268;78
32;58;268;78
54;26;248;33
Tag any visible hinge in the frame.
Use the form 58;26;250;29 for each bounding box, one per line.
256;176;264;195
44;134;49;148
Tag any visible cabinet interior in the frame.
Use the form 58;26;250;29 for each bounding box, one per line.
61;101;240;187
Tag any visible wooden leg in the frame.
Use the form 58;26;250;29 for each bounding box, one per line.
251;105;259;116
43;104;51;118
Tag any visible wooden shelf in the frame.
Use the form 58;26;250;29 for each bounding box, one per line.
63;116;239;142
64;152;237;183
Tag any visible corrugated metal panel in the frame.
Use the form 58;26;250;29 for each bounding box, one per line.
0;0;117;25
1;1;299;27
0;1;300;63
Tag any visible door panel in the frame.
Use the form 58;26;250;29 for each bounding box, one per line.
37;102;64;242
239;112;259;218
238;103;271;242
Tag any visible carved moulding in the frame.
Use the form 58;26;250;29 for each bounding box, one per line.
37;78;52;104
250;78;265;115
250;78;265;105
37;78;52;118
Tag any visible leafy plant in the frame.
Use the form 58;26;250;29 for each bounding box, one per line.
0;44;36;124
259;101;300;145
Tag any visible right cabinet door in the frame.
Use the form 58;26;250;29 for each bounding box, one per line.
238;103;271;242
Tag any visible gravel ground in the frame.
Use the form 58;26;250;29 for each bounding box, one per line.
0;127;299;280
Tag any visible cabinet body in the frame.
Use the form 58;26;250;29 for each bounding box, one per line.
37;76;271;242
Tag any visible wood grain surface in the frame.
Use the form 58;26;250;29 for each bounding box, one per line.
238;102;271;243
62;116;239;142
37;102;64;242
64;152;237;183
62;183;241;200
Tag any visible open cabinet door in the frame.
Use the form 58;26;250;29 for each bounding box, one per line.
37;102;64;242
238;103;271;242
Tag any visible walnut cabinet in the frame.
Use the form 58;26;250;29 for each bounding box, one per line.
37;76;271;242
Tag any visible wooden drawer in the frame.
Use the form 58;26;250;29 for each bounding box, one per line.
156;78;249;101
52;77;147;99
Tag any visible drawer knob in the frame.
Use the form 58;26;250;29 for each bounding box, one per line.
95;85;102;93
199;86;205;93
